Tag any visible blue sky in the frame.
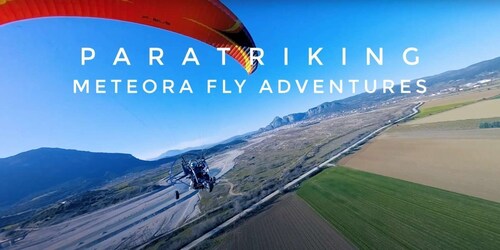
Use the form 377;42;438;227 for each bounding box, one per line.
1;1;499;159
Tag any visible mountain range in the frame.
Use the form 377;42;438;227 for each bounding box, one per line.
1;56;499;215
0;139;247;215
263;56;500;130
0;148;163;213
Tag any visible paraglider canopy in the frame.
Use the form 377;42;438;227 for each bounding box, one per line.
0;0;258;74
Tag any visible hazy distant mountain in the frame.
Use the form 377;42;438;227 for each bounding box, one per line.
0;148;159;212
263;56;500;130
153;132;255;160
153;146;206;160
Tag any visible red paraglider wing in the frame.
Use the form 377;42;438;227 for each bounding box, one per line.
0;0;258;74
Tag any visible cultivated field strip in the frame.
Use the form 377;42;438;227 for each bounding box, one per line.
298;167;500;249
217;194;353;250
409;99;500;124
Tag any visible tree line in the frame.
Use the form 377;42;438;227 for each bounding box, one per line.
479;121;500;129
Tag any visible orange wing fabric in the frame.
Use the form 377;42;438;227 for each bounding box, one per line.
0;0;258;74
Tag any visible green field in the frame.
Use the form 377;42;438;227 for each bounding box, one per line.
297;167;500;249
413;101;475;119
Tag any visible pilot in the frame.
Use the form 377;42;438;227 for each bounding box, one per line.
192;161;205;180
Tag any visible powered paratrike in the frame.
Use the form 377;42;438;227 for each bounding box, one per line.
168;154;216;200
